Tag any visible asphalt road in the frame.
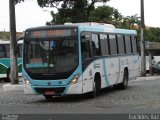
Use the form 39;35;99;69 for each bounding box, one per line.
0;77;160;114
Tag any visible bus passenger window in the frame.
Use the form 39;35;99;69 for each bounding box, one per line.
117;35;125;54
109;34;117;55
92;34;101;56
5;45;10;58
100;34;109;56
125;35;132;54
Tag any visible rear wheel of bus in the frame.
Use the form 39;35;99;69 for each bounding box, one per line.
117;70;128;90
114;70;128;90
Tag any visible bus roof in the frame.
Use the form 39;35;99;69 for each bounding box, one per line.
25;22;137;35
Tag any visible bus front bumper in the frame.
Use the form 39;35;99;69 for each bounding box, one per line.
23;82;83;96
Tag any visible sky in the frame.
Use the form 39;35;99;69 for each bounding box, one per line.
0;0;160;32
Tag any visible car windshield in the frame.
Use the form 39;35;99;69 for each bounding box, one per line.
24;37;78;74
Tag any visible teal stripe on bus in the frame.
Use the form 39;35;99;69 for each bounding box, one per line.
103;59;109;86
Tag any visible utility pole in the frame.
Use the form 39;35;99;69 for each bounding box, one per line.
9;0;19;84
140;0;146;76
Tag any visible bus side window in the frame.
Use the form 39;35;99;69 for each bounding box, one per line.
100;34;109;56
0;45;5;58
81;39;90;60
117;35;125;54
109;34;117;55
5;45;10;58
91;34;101;57
125;35;132;54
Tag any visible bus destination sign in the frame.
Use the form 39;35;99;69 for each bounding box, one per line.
28;29;77;38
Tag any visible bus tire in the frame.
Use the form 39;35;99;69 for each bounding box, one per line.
88;74;100;98
88;80;97;98
92;80;97;98
119;70;128;90
4;69;10;82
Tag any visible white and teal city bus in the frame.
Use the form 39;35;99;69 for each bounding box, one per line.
23;23;140;99
0;39;23;82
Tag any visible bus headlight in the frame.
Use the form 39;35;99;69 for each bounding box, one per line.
71;74;80;84
23;77;31;85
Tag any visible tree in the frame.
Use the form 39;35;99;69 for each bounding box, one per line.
118;14;140;29
15;0;24;4
37;0;110;23
145;27;160;42
37;0;110;9
88;6;122;25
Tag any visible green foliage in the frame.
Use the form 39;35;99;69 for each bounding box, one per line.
144;27;160;42
37;0;110;23
37;0;110;8
0;32;23;40
15;0;24;4
18;0;160;43
117;14;140;29
0;32;10;40
88;6;141;31
88;6;122;25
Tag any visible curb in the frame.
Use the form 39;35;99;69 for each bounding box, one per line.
1;83;23;92
131;76;160;82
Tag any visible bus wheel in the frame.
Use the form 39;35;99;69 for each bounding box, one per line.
119;70;128;90
44;95;53;100
4;69;10;82
88;81;97;98
88;75;100;98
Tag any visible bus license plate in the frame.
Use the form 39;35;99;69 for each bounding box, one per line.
45;91;56;96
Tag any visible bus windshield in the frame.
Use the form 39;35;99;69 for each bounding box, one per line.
24;37;78;76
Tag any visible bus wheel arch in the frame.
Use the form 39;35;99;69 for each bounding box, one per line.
120;67;129;90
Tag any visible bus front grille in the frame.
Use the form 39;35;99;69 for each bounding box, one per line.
29;73;71;80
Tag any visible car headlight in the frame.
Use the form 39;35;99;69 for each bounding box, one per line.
70;74;80;84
